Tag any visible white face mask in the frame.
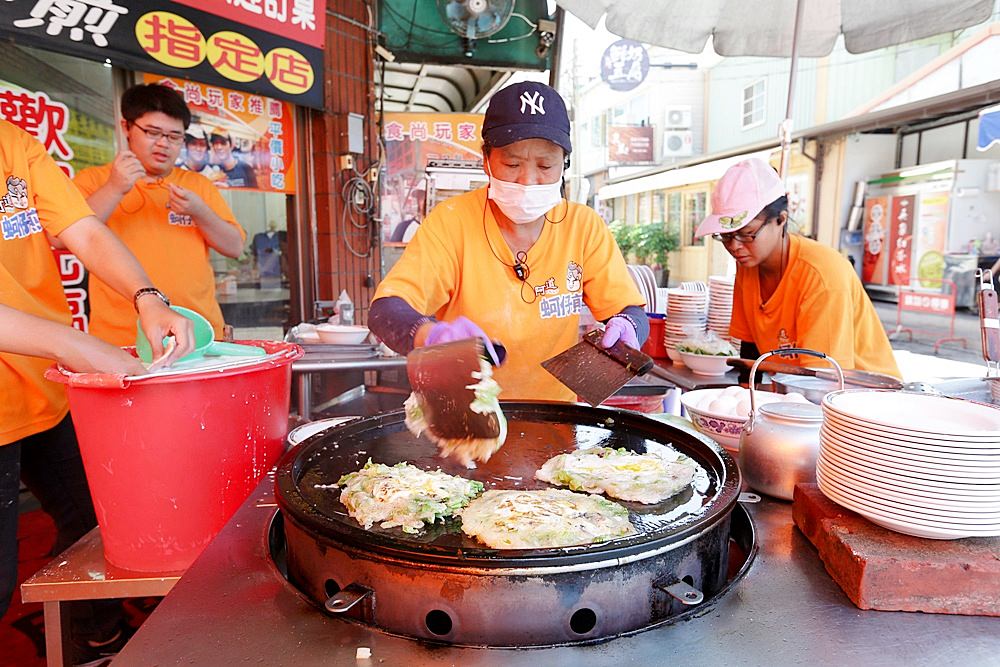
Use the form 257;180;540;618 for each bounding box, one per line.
486;163;564;225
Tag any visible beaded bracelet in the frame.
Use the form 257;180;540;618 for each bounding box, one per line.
408;316;435;347
609;312;639;334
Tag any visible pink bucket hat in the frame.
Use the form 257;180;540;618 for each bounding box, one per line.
695;158;786;238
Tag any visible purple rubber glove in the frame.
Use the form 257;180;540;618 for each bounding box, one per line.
425;316;501;365
601;315;639;350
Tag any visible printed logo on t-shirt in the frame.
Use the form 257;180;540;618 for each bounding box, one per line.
776;327;798;358
1;207;42;240
566;261;582;292
0;176;29;212
533;276;558;297
0;174;42;240
168;211;194;227
539;292;582;319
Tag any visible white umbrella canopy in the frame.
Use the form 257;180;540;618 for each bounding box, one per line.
555;0;996;178
554;0;995;56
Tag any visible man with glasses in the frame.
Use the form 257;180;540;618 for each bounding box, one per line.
73;83;246;346
697;158;899;378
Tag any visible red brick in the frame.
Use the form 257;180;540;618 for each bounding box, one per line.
793;484;1000;616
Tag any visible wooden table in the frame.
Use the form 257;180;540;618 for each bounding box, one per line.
20;528;182;667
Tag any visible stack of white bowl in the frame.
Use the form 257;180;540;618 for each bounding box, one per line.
818;389;1000;540
663;288;707;364
707;276;735;343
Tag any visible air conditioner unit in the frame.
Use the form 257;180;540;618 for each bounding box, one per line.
664;106;692;129
662;130;693;157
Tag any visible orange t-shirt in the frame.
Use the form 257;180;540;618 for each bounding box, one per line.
374;187;645;401
73;165;244;346
730;234;901;378
0;120;95;445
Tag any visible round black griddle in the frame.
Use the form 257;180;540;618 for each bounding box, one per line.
275;402;741;568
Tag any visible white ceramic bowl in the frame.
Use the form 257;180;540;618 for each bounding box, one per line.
680;388;747;452
286;417;357;447
677;351;733;376
315;324;370;345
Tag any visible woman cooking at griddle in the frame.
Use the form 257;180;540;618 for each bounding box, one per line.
697;158;900;378
369;82;648;401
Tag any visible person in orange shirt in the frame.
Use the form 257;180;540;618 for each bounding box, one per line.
73;84;246;346
0;119;193;654
696;158;900;378
369;82;647;401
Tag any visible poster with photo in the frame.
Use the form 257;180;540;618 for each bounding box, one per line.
143;73;296;193
381;112;483;244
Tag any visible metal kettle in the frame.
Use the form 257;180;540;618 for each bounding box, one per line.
738;348;844;500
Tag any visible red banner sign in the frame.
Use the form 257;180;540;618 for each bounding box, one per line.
888;194;915;286
170;0;325;49
862;196;888;285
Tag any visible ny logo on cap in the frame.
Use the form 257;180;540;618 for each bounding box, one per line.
519;91;545;115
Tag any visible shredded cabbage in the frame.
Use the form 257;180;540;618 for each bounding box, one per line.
403;359;507;467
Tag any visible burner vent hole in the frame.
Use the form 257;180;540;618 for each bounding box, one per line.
324;579;341;597
425;610;453;636
570;608;597;634
682;575;695;586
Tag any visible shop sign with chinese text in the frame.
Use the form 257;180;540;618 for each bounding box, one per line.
607;126;653;164
144;73;297;194
0;0;324;108
600;39;648;92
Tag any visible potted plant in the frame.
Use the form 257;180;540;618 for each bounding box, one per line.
635;223;680;286
610;221;639;263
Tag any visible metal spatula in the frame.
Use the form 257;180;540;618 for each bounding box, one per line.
542;329;655;406
726;356;902;390
406;338;501;442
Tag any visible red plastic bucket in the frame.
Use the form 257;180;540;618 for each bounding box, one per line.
46;341;303;572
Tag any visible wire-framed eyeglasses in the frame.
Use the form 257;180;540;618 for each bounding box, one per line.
712;223;767;245
131;122;185;145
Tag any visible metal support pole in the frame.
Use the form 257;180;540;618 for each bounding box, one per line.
779;0;806;183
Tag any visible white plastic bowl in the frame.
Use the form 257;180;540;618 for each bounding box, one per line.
315;324;370;345
677;351;733;376
680;388;747;452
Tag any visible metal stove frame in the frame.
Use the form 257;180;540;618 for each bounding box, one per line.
115;472;1000;666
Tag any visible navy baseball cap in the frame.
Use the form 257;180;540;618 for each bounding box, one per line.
482;81;572;154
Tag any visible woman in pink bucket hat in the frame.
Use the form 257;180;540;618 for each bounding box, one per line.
696;158;899;378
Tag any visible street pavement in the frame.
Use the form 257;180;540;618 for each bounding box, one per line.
870;297;990;381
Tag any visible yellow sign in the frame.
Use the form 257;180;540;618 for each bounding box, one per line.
207;31;265;83
265;47;315;96
135;12;205;69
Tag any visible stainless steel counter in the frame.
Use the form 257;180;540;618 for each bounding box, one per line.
115;470;1000;666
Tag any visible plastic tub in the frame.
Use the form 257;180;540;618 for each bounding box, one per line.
46;341;303;572
641;314;668;359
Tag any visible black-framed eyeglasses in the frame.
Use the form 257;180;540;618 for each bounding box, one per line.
130;122;185;145
712;223;767;245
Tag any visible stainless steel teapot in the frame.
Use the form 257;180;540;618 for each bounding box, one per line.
738;348;844;500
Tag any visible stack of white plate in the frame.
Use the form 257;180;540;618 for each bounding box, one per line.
818;389;1000;540
663;288;707;364
707;276;734;342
